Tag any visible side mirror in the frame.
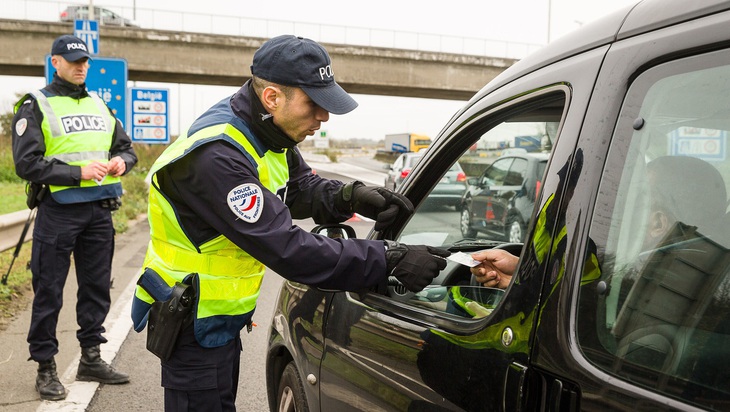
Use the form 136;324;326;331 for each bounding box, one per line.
311;223;358;293
466;177;478;186
311;223;357;239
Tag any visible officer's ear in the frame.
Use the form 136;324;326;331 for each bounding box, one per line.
260;86;282;112
50;55;61;69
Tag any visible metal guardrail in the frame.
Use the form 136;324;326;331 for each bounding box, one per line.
0;209;34;253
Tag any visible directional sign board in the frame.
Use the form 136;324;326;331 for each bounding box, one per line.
45;56;128;127
670;126;727;161
74;19;99;55
128;87;170;144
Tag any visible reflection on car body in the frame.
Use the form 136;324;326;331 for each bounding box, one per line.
266;1;730;410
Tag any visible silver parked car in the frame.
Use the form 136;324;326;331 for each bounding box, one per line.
384;152;423;190
59;6;138;27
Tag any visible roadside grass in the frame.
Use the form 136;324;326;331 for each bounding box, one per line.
0;141;166;330
0;181;26;214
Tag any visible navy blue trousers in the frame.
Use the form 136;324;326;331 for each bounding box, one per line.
162;325;242;412
27;197;114;361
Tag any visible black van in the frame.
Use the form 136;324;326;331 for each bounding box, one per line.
267;0;730;410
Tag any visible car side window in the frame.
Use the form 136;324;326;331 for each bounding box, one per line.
577;49;730;409
393;155;403;170
393;89;566;318
482;158;510;186
505;158;527;186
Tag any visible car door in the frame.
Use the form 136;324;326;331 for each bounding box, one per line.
497;157;528;236
99;8;120;25
538;6;730;411
317;39;609;410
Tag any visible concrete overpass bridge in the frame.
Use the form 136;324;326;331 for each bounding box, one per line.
0;19;519;100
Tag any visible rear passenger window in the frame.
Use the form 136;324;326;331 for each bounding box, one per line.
578;50;730;409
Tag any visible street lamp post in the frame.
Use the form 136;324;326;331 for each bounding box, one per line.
547;0;552;43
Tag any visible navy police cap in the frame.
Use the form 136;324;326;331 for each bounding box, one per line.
251;35;358;115
51;35;92;62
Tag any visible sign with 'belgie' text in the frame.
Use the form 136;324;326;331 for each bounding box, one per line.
128;87;170;144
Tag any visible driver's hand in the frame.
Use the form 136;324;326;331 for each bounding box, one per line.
385;241;450;292
470;249;518;290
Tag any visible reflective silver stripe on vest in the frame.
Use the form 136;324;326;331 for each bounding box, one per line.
30;90;63;137
88;92;113;132
45;150;110;163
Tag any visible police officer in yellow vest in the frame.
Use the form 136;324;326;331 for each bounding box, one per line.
130;34;449;411
11;35;136;401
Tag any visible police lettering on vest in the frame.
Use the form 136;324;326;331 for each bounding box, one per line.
318;65;334;80
61;115;107;134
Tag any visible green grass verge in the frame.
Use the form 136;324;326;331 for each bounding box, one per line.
0;182;25;214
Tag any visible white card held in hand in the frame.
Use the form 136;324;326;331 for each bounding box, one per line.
446;251;481;267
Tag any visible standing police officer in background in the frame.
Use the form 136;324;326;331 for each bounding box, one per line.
131;34;449;411
11;35;136;401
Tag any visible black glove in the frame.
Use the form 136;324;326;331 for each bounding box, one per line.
384;241;450;292
337;181;414;231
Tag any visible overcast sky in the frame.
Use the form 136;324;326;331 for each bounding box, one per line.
1;0;639;140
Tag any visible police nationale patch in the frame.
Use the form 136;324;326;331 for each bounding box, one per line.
15;118;27;136
227;183;264;223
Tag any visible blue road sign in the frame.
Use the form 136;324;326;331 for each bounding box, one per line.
670;126;727;161
74;20;99;55
45;56;128;127
128;87;170;144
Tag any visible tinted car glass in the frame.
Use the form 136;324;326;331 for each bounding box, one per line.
454;153;549;242
398;92;562;249
578;48;730;410
505;158;527;185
